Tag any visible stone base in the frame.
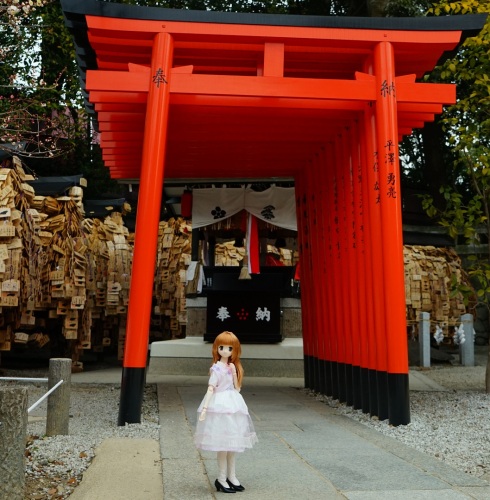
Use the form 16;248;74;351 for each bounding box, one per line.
149;357;304;377
149;337;304;377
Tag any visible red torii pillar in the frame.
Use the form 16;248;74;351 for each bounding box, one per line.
351;121;370;413
310;153;329;396
295;173;314;389
373;41;410;424
118;32;174;425
317;148;333;397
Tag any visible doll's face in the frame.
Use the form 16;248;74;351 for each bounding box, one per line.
218;344;233;360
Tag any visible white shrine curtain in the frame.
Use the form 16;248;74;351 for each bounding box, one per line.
191;186;297;231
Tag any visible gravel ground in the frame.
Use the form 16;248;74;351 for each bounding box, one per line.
323;390;490;478
310;348;490;481
1;347;490;498
1;370;160;500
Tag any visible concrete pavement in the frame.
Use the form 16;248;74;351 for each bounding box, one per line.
68;438;163;500
69;369;490;499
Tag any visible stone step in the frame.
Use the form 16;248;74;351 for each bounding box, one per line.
149;337;304;377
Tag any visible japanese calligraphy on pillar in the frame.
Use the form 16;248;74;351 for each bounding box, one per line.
382;139;398;199
372;151;381;204
380;79;396;98
373;77;399;204
152;67;168;87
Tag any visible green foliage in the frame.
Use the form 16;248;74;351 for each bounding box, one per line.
0;0;87;159
421;186;486;242
427;1;490;151
421;1;490;304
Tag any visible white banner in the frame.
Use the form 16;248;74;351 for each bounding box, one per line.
191;186;297;231
245;186;297;231
191;187;245;229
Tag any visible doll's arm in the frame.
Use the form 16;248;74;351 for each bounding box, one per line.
229;363;241;391
199;385;214;421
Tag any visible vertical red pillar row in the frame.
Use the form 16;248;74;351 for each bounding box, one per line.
332;136;348;402
324;143;340;399
118;32;174;425
339;129;356;406
303;163;319;389
308;156;328;393
359;115;379;416
303;160;318;390
362;100;389;420
353;119;375;414
373;42;410;425
347;124;367;411
318;147;333;396
311;150;330;395
295;172;314;389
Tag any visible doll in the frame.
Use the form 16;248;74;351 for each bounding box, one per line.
194;331;258;493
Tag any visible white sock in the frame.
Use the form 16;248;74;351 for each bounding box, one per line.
227;452;240;485
217;451;228;486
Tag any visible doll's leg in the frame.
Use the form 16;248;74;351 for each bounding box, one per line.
217;451;228;488
226;452;242;487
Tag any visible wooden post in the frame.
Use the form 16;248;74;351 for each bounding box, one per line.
0;387;28;500
46;358;72;436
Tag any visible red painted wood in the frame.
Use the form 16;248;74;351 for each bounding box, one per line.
77;8;477;381
373;42;408;375
123;32;174;369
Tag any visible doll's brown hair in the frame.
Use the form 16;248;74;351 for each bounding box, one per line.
212;331;243;387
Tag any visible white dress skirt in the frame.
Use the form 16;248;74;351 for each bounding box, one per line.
194;362;258;452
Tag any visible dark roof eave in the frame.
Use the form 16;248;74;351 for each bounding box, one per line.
60;0;487;122
61;0;486;35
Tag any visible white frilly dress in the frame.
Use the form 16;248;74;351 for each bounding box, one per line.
194;362;258;452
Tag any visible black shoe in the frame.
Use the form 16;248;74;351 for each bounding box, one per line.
215;479;236;493
227;479;245;492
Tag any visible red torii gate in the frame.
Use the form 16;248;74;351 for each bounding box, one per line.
62;0;486;425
